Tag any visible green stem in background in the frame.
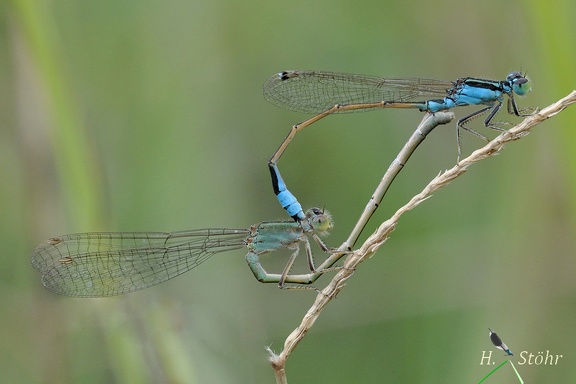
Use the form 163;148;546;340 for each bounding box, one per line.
509;361;524;384
12;0;103;229
477;359;508;383
11;2;169;382
477;359;524;384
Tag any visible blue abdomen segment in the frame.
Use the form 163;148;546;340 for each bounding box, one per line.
425;98;456;112
269;163;305;221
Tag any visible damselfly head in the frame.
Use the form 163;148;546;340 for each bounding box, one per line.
305;207;333;235
507;71;531;96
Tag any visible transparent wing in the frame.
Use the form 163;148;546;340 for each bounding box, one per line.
263;70;453;114
31;229;249;297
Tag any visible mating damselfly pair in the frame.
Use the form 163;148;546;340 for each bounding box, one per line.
31;70;531;297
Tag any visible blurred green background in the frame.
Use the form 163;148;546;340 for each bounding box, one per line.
2;0;575;382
